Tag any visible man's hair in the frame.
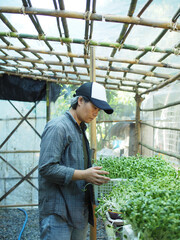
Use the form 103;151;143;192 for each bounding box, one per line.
70;96;89;110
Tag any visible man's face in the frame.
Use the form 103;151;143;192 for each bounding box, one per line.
77;97;100;123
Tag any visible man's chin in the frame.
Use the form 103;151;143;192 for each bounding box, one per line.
84;119;93;123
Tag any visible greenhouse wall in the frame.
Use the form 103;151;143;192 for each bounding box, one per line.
140;81;180;168
0;100;46;206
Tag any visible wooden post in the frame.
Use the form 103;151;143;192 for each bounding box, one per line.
89;46;97;240
134;93;144;154
46;82;51;122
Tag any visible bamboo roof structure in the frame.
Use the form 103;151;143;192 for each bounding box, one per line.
0;0;180;95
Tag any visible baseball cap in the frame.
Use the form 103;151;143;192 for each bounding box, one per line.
73;82;114;114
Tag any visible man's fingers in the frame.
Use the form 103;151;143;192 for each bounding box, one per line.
98;170;109;175
95;178;110;185
93;166;102;170
93;166;109;175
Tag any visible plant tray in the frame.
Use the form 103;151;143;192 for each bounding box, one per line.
94;178;126;203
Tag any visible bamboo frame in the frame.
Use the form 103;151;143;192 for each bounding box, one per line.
104;0;152;83
0;4;179;96
0;7;180;31
0;0;180;214
90;46;97;240
1;44;180;70
0;204;38;208
46;82;51;122
140;142;180;160
0;155;38;190
0;13;42;61
0;101;40;203
140;100;180;111
140;71;180;96
0;102;38;149
1;70;141;93
140;121;180;132
0;31;179;55
8;100;42;138
0;117;45;121
123;8;180;81
0;165;38;202
0;150;40;153
0;64;160;86
135;94;144;154
0;62;161;85
57;0;78;76
0;55;177;80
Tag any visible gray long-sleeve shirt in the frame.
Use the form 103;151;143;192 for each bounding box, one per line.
38;111;93;228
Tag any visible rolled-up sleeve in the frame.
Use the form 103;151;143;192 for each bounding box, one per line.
39;122;75;185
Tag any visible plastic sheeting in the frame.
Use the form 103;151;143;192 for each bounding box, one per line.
141;81;180;167
0;74;61;102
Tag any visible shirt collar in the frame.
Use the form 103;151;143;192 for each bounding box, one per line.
65;111;87;131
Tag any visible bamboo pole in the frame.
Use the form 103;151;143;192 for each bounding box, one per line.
8;100;41;139
0;165;38;202
90;46;97;240
134;94;144;154
18;2;56;64
58;0;78;76
1;69;138;92
1;62;160;86
109;0;138;57
0;7;180;31
140;121;180;132
1;71;126;92
89;0;96;39
105;14;180;31
105;0;139;82
116;0;153;48
0;13;42;61
0;102;38;149
140;100;180;111
0;61;160;85
1;45;179;70
0;55;177;80
46;82;51;122
123;7;180;80
140;71;180;96
0;117;45;121
0;204;38;208
0;150;40;153
142;42;180;81
140;142;180;160
0;32;179;55
97;120;135;123
0;155;38;190
0;177;37;180
83;0;91;74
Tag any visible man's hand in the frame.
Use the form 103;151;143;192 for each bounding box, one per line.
72;166;110;185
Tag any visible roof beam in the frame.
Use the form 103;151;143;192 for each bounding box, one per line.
1;44;179;69
0;55;177;80
0;7;180;31
0;32;179;55
0;70;138;93
0;62;159;85
140;71;180;96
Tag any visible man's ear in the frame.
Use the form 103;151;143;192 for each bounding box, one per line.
77;96;83;106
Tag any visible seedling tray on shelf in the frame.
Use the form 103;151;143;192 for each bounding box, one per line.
94;178;127;204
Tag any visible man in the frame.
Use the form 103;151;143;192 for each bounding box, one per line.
38;82;114;240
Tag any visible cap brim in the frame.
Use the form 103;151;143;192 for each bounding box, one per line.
90;98;114;114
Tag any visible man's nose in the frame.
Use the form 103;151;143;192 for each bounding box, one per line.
93;110;99;117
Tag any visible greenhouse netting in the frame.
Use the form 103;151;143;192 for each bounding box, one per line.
141;80;180;168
